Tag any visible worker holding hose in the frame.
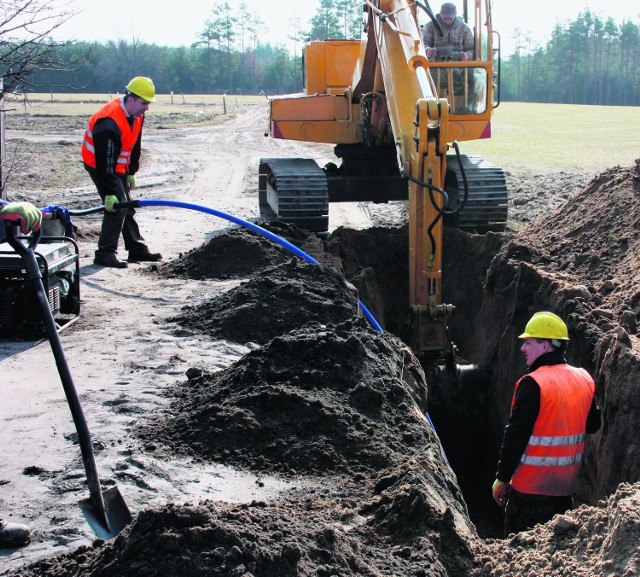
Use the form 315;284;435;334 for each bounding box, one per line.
82;76;162;268
0;199;40;548
492;312;601;536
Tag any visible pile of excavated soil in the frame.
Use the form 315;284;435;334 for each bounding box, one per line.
158;221;336;281
16;467;480;577
8;165;640;576
138;319;433;476
169;259;361;345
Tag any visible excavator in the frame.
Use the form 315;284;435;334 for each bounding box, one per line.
259;0;505;374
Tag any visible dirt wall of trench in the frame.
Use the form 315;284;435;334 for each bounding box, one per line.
326;166;640;514
434;166;640;507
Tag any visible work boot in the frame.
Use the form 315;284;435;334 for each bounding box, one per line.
93;253;128;268
128;249;162;262
0;519;31;548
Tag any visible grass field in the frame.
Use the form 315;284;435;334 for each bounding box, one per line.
463;101;640;174
4;92;267;116
4;95;640;175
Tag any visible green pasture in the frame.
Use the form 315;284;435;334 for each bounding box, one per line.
463;102;640;175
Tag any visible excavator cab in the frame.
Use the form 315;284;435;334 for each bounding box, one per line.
259;0;505;368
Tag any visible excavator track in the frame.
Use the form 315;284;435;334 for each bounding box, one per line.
445;154;508;233
259;154;508;235
259;158;329;233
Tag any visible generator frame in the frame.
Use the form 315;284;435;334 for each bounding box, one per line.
0;232;80;338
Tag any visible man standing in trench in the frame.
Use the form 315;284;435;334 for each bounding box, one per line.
82;76;162;268
492;311;601;536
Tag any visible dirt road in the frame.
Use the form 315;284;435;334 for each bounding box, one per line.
1;104;406;573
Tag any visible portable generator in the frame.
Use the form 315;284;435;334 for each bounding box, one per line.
0;220;80;338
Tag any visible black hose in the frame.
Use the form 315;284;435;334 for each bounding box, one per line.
399;166;448;260
451;141;469;213
414;0;444;37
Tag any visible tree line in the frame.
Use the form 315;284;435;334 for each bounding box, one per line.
499;10;640;105
3;0;640;105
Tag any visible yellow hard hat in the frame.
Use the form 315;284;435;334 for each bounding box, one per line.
519;311;569;340
126;76;156;102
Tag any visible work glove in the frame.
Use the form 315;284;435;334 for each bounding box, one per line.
492;479;508;506
104;195;119;213
459;51;470;61
426;48;436;60
0;201;42;234
126;174;137;190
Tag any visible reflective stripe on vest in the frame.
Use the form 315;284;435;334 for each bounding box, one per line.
510;364;595;496
81;97;142;174
520;453;582;467
527;434;587;447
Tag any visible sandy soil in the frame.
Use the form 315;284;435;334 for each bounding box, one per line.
1;104;639;576
0;106;394;574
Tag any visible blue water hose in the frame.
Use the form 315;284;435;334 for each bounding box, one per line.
113;199;443;441
116;199;383;332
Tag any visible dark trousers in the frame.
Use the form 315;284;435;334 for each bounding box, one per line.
89;172;147;257
504;487;573;536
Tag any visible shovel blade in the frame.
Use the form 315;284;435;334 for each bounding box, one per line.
79;486;132;539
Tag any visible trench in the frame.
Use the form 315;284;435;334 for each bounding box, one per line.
156;179;639;543
327;225;508;538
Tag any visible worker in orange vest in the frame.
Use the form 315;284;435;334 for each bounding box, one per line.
82;76;162;268
492;312;601;536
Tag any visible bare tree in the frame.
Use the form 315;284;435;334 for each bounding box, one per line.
1;0;76;196
1;0;76;97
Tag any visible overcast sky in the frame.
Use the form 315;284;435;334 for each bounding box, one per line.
51;0;640;56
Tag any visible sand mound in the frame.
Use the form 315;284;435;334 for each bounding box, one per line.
138;319;432;476
473;482;640;577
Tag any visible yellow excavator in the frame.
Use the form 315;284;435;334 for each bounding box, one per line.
259;0;505;367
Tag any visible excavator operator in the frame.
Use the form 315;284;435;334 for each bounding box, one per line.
422;2;474;62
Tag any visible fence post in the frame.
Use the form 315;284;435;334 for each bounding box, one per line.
223;95;227;115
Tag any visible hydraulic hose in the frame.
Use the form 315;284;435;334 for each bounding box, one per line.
114;199;384;333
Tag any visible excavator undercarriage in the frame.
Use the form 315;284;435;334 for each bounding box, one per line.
259;148;507;234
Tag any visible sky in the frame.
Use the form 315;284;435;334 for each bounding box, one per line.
49;0;640;56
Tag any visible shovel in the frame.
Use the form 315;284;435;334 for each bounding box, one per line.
5;222;132;539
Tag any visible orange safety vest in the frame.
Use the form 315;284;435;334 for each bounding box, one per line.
510;364;595;496
81;97;143;174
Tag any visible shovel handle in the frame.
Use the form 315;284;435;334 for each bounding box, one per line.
4;223;110;529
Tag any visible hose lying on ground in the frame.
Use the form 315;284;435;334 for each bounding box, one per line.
67;199;441;439
112;199;384;332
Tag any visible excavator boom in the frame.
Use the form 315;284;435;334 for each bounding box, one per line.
259;0;506;360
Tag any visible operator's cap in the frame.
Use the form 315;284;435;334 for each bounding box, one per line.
440;2;457;17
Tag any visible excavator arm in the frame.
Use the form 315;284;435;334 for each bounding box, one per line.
360;0;453;356
260;0;505;362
